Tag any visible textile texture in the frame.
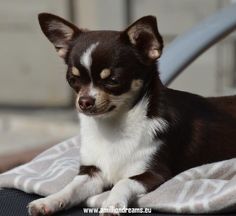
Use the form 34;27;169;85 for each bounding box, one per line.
0;136;235;214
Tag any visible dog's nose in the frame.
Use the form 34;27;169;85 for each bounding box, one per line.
79;96;95;111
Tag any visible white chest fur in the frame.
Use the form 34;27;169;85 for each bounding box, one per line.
79;98;167;184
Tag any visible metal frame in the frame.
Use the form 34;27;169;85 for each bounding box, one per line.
159;3;236;86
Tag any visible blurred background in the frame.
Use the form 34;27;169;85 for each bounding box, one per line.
0;0;236;163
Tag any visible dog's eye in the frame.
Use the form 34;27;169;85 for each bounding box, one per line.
69;77;77;85
106;77;120;87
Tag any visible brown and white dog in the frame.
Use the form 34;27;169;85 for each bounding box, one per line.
28;13;236;215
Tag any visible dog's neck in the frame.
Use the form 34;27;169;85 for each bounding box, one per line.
136;66;164;118
129;63;162;110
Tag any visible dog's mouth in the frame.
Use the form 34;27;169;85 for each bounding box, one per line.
77;105;116;116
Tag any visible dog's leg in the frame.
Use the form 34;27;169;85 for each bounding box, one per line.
101;172;166;216
28;167;103;216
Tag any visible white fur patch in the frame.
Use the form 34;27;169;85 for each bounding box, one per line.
102;179;146;212
149;118;168;136
80;42;99;73
28;174;104;215
88;84;98;97
79;97;168;185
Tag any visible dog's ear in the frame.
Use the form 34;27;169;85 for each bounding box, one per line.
122;16;163;62
38;13;82;58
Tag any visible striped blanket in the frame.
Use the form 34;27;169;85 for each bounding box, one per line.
0;135;236;214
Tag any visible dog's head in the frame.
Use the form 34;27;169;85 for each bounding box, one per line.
38;13;163;117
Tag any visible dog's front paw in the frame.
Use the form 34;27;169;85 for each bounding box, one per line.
28;198;65;216
28;199;52;216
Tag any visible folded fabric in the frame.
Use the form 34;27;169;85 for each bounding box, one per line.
0;136;235;214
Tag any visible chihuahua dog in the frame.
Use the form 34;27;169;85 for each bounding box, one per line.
28;13;236;215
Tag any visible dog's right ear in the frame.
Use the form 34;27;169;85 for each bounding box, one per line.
121;16;163;63
38;13;82;58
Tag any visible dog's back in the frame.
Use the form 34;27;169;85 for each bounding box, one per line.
157;88;236;175
209;95;236;118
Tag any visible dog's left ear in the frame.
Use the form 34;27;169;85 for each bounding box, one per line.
38;13;82;58
122;16;163;62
